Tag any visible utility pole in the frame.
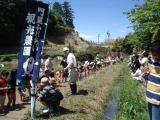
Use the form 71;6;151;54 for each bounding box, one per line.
98;34;100;44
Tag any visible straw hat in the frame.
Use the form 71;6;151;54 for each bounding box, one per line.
63;47;69;52
40;77;49;86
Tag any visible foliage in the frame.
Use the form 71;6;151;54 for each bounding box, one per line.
0;0;25;47
76;51;95;62
67;43;77;53
0;1;75;47
126;0;160;42
62;1;74;28
112;38;123;52
86;45;109;56
121;0;160;53
47;1;74;36
43;50;64;59
0;54;18;62
75;45;114;62
115;66;148;120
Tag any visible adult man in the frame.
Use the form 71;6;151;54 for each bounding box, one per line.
63;47;78;95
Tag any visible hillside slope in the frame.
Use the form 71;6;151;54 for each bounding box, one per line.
45;31;90;53
0;32;89;54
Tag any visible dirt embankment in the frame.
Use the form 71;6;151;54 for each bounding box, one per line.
45;32;89;53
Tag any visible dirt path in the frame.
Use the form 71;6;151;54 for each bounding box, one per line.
0;82;70;120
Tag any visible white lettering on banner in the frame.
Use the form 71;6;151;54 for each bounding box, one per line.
36;24;42;31
35;24;41;37
26;13;36;24
37;16;43;24
35;31;40;38
23;47;31;56
26;25;35;35
38;7;45;16
24;35;33;46
35;61;39;65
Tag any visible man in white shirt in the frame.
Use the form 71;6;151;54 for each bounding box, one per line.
44;57;53;73
63;47;78;95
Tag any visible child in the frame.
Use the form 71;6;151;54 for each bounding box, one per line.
17;79;26;102
23;75;31;99
37;77;63;113
60;57;68;82
7;69;17;109
0;70;9;112
54;70;61;84
144;41;160;120
131;61;142;81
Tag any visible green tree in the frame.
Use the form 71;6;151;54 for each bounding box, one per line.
62;1;74;28
126;0;160;42
0;0;25;47
52;2;64;26
121;33;140;54
112;38;123;52
117;0;160;53
47;2;73;37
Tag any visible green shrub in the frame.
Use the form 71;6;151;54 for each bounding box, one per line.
2;56;12;61
67;43;77;53
43;51;64;59
116;66;148;120
0;54;17;62
76;51;95;62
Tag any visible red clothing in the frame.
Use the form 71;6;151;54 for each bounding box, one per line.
0;77;7;96
37;83;44;93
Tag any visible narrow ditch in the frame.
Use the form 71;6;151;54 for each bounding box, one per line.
103;81;120;120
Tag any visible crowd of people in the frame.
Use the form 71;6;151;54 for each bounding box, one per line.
0;47;124;114
128;41;160;120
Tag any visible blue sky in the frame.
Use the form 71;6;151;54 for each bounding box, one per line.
43;0;143;43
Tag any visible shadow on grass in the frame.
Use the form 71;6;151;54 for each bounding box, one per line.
36;106;76;119
0;103;27;116
76;89;88;96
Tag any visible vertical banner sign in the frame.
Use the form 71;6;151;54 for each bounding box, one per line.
17;1;37;82
17;1;49;85
31;2;49;82
17;1;49;119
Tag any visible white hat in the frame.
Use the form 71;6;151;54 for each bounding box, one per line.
63;47;69;52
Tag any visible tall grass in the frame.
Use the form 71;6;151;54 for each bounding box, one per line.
115;66;148;120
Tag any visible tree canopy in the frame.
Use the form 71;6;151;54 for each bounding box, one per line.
113;0;160;54
47;1;74;36
0;0;25;47
0;1;75;47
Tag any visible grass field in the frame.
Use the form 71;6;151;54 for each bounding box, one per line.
23;63;124;120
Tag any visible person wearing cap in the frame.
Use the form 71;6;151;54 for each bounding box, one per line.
37;77;63;113
63;47;78;95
